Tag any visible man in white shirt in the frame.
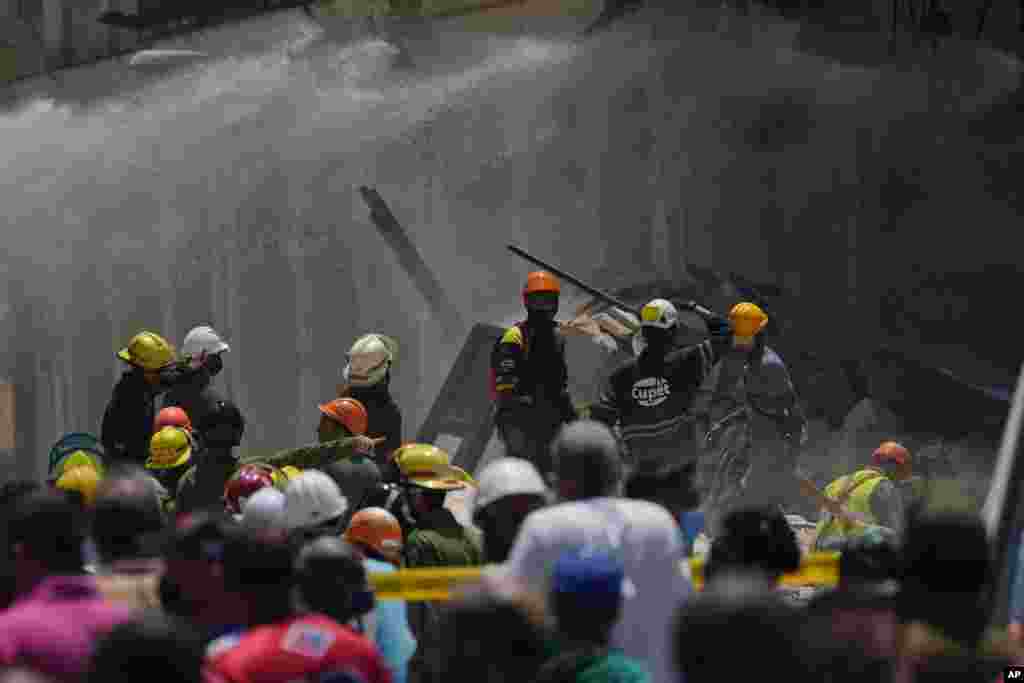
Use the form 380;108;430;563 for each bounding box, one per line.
505;420;692;683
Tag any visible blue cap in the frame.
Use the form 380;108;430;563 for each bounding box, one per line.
552;549;625;605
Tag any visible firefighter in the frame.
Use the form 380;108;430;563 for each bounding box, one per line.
702;302;806;526
163;325;230;427
590;298;732;474
340;333;403;481
491;271;578;478
813;441;911;551
394;443;482;683
241;397;383;472
101;331;193;466
145;426;194;510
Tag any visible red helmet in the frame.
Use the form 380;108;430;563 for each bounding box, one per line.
224;464;275;515
872;441;910;467
155;407;192;433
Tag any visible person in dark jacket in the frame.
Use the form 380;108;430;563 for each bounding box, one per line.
590;299;732;474
101;331;196;467
340;333;403;482
175;399;246;516
162;325;230;428
491;271;578;479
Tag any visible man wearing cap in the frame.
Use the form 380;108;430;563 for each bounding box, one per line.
539;549;651;683
590;298;732;474
505;421;690;683
813;441;911;551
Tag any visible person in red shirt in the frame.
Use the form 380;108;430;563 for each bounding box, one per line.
205;532;392;683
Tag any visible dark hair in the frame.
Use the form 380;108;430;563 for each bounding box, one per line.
8;490;87;573
0;481;42;511
839;537;900;586
551;592;619;643
91;479;166;563
221;530;295;593
675;587;811;683
438;592;550;683
624;462;699;510
88;612;205;683
551;422;622;499
705;506;801;581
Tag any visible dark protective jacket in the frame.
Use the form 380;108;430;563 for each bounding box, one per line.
101;366;196;465
347;384;403;483
590;315;731;470
162;365;225;428
491;319;577;424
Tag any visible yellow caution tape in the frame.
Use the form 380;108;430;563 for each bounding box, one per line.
687;551;841;591
368;552;842;601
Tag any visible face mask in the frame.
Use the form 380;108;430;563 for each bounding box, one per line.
205;353;224;377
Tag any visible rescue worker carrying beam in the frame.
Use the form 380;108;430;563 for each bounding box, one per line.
701;302;806;528
590;298;732;474
813;441;912;551
491;271;578;478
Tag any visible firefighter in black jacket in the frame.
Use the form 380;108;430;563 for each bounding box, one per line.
101;331;195;467
490;271;577;479
590;298;732;473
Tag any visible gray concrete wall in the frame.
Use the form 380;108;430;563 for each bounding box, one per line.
0;4;1020;481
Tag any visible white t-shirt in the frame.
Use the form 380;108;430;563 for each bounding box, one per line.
505;497;692;683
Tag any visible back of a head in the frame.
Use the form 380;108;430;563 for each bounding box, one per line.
706;506;801;582
294;537;372;620
438;590;550;683
9;490;87;574
550;420;622;499
92;473;166;563
88;612;204;683
901;512;990;595
322;457;382;510
898;512;991;649
551;549;624;642
839;536;900;588
624;462;699;511
675;580;810;683
221;529;295;599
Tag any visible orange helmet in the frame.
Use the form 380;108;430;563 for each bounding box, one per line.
523;271;561;296
344;507;403;563
872;441;910;467
155;406;192;433
318;397;369;436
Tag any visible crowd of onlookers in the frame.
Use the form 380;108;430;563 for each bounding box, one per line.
1;414;1022;683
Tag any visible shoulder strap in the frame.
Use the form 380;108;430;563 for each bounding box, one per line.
838;470;883;503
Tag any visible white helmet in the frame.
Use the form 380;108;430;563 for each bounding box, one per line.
283;470;349;531
472;457;548;521
639;299;679;330
181;325;230;360
343;333;397;388
240;487;286;534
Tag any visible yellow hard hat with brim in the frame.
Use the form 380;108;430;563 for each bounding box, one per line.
117;331;176;371
394;443;477;491
146;426;192;470
281;466;302;481
56;465;102;506
51;449;105;481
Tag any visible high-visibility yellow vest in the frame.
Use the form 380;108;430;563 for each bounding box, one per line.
815;468;887;543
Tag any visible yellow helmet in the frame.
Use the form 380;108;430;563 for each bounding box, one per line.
146;426;192;470
117;331;176;371
394;443;476;491
281;465;303;482
52;449;105;481
56;465;101;506
728;302;769;338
